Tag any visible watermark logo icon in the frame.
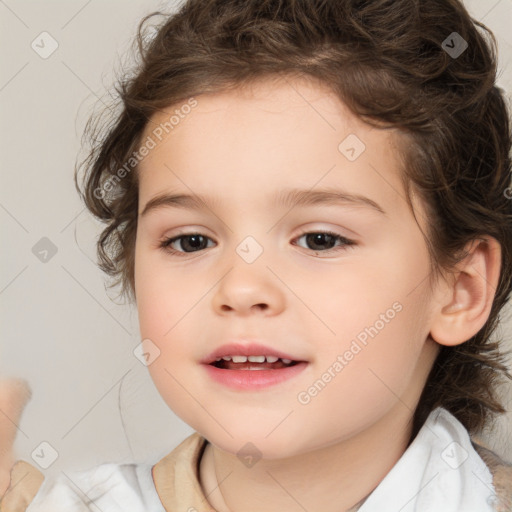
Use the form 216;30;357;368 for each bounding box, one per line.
237;442;262;468
338;134;366;162
32;237;58;263
134;338;161;366
31;441;59;469
31;32;59;59
236;236;264;264
441;32;468;59
441;441;468;469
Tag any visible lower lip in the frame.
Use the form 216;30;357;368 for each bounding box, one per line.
202;362;308;390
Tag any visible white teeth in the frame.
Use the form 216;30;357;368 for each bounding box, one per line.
215;355;294;364
248;355;266;363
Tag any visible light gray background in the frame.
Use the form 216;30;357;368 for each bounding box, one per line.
1;0;511;480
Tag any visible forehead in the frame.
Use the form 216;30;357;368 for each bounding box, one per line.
136;76;419;222
143;75;341;129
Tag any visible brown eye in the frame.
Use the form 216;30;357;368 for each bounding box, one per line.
294;231;355;254
160;234;214;254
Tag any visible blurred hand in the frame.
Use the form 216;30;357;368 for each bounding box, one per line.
0;379;32;498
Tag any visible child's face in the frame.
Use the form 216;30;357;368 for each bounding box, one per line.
134;77;442;458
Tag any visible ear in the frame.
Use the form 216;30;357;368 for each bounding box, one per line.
429;237;501;347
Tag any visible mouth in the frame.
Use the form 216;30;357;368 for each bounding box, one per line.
204;359;308;390
201;342;307;369
201;342;308;389
210;355;301;371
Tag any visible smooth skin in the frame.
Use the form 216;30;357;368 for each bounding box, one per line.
133;75;501;512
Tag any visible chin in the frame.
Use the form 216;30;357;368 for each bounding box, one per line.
196;422;314;461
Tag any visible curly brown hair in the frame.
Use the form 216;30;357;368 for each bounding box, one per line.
75;0;512;438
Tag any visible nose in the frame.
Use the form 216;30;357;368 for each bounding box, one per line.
211;262;286;317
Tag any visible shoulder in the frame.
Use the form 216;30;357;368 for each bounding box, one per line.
0;432;207;512
1;458;163;512
471;441;512;512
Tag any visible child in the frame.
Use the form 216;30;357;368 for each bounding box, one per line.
2;0;512;510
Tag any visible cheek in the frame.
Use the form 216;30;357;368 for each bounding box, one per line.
294;242;432;417
297;246;430;362
134;243;198;338
283;296;432;457
134;248;209;416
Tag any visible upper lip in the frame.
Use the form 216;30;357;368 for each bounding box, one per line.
201;342;305;365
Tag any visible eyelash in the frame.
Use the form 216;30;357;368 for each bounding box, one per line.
158;230;356;257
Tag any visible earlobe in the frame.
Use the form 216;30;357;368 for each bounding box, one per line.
429;237;501;347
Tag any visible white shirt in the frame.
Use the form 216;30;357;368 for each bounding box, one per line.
357;407;496;511
25;407;497;512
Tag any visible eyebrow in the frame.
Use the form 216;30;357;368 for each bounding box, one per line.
139;187;386;217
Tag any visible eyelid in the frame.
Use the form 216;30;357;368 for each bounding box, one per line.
291;222;358;241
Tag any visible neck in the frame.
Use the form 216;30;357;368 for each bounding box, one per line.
199;402;414;512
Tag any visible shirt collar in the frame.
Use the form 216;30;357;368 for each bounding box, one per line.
151;408;496;512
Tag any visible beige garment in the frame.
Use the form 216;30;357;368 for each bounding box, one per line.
0;461;44;512
0;434;213;512
152;432;216;511
472;442;512;512
1;432;511;512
